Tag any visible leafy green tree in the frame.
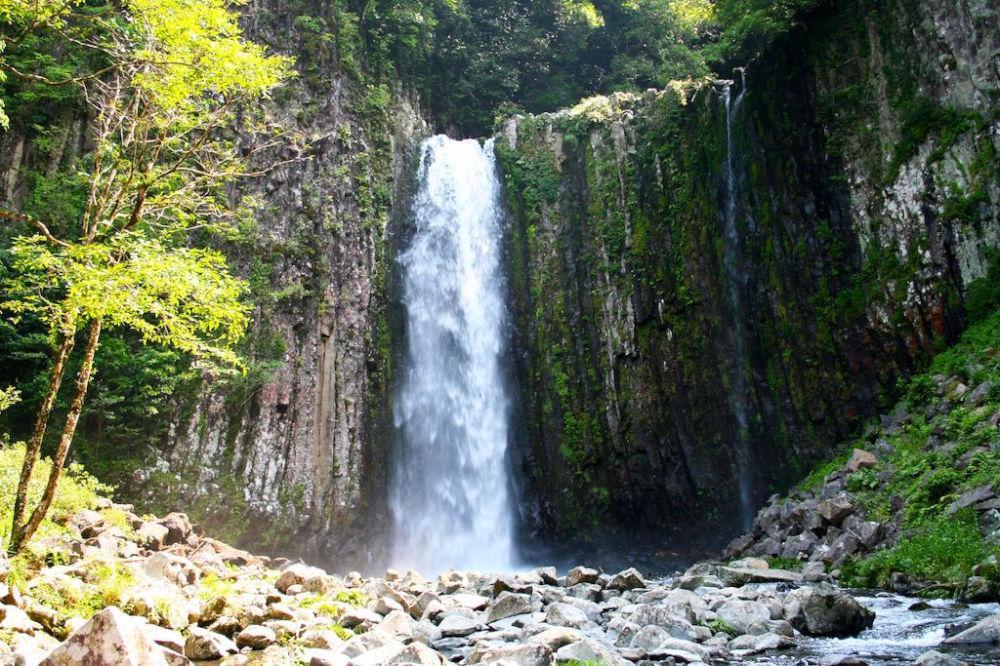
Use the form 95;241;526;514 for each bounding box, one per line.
0;0;293;552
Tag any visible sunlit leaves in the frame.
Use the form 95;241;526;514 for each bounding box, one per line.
127;0;292;112
4;235;249;370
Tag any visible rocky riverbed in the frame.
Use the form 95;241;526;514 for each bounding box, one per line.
2;499;999;665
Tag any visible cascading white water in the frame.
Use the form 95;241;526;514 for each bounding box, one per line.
722;71;754;530
389;135;516;574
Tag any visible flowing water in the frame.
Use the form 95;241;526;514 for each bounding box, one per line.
760;592;1000;665
721;71;754;530
390;135;516;574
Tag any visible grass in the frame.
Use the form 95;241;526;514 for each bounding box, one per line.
765;557;804;571
706;618;737;635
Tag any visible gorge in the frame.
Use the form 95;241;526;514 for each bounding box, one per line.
0;0;999;662
1;0;995;569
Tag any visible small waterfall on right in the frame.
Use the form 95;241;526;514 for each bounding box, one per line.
721;69;754;530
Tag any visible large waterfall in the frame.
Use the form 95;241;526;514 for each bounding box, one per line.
390;135;516;574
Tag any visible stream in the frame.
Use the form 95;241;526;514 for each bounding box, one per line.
747;591;999;665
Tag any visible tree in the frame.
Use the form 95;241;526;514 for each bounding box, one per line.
0;0;294;552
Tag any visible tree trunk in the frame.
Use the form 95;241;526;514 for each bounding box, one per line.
14;318;102;552
10;327;76;552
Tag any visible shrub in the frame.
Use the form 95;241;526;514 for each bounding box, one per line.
0;442;112;547
841;511;989;591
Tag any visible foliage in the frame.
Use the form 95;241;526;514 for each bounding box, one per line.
4;236;250;369
708;0;825;64
0;387;18;413
964;249;1000;324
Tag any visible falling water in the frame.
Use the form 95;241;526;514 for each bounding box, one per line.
722;70;754;530
390;135;516;574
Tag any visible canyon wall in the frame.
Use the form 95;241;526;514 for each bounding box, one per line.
496;0;998;549
3;0;995;569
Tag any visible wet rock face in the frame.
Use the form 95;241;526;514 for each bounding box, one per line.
495;0;999;545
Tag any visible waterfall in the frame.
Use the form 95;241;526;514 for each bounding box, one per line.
722;70;754;530
389;135;516;574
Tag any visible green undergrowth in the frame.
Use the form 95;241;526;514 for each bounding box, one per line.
0;442;111;549
798;308;1000;591
764;557;805;571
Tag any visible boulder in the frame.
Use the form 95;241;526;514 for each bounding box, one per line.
184;626;238;661
384;642;445;665
275;563;326;593
914;650;969;666
848;520;884;549
629;606;697;641
545;602;588;628
942;614;1000;645
719;565;802;586
630;625;671;650
304;575;344;596
606;567;646;591
340;608;382;629
135;522;170;550
14;634;57;665
527;626;581;651
436;614;479;637
817;496;854;525
554;639;623;665
235;625;276;650
485;592;532;624
139;624;185;655
658;589;707;625
716;600;771;635
156;513;194;546
466;642;552;665
846;448;878;472
140;552;199;587
309;651;351;666
563;566;600;587
946;486;996;517
781;532;819;559
824;532;862;566
784;584;875;637
41;607;177;666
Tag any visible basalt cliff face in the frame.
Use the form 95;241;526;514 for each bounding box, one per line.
495;0;998;549
122;3;432;568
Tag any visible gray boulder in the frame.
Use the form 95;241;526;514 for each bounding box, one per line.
784;584;875;637
184;627;238;661
914;650;969;665
41;607;179;666
716;600;771;635
943;614;1000;645
606;567;646;591
485;592;532;624
235;625;276;650
466;642;552;665
545;602;588;628
563;566;599;587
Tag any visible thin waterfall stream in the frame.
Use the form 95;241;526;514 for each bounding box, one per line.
389;135;516;574
721;70;754;530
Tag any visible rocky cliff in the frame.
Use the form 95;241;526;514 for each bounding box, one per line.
126;3;431;568
495;0;998;549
